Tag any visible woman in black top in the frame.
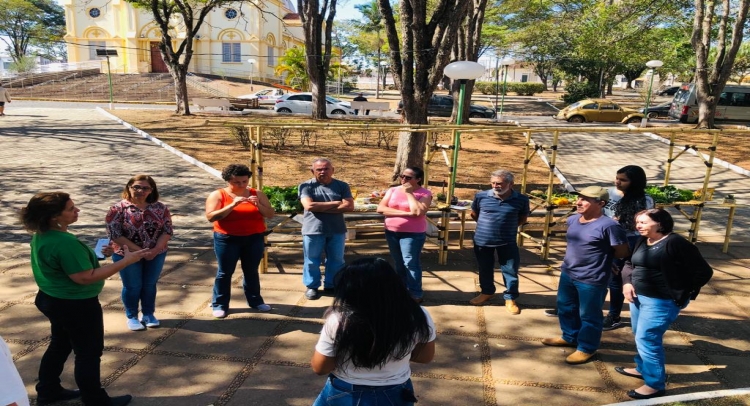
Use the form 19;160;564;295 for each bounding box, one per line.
616;209;712;400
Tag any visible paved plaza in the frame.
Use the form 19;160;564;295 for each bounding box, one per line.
1;105;749;405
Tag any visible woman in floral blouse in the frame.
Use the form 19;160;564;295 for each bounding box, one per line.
106;175;173;331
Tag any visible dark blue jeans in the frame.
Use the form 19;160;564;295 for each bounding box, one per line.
313;374;416;406
473;243;520;300
113;251;167;319
212;232;265;310
35;291;111;405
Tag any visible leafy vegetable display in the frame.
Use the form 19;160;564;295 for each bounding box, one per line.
645;185;696;204
528;190;577;206
262;186;303;213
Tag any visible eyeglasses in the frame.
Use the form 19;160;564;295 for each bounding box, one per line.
130;185;152;192
399;175;413;180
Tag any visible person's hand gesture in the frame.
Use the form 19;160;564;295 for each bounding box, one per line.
402;182;415;194
232;195;248;207
623;283;637;303
121;245;150;264
101;242;115;257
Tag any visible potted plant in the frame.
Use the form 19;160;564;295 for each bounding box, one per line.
723;194;736;204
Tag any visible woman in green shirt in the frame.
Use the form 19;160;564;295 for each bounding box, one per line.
21;192;148;406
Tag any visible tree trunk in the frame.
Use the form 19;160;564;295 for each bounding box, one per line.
299;0;336;120
170;65;190;115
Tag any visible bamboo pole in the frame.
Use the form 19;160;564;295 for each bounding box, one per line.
520;130;532;194
690;132;720;242
541;130;560;260
663;133;676;186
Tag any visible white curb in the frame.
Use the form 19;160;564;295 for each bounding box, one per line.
603;387;750;406
96;107;223;180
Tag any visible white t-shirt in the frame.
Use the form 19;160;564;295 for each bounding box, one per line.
0;336;30;406
315;307;436;386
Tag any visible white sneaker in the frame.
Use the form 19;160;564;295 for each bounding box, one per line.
255;304;271;312
141;314;160;328
127;318;145;331
212;309;227;319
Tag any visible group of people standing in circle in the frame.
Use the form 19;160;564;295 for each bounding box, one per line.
13;159;713;405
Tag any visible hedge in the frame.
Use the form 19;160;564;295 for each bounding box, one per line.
474;81;546;96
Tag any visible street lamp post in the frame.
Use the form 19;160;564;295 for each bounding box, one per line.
443;61;485;202
247;58;257;91
641;59;664;127
96;49;118;110
497;58;515;121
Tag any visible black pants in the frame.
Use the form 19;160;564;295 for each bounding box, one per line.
35;290;110;405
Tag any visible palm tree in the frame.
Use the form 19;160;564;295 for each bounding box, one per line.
275;47;310;91
354;0;384;97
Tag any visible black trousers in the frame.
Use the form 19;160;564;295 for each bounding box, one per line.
35;290;110;405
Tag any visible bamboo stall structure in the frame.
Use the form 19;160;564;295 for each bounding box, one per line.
205;120;747;262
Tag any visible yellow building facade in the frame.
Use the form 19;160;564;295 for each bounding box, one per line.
61;0;304;78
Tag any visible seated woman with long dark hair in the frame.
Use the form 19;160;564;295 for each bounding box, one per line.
311;258;436;405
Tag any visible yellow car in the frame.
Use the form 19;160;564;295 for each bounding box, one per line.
554;98;644;124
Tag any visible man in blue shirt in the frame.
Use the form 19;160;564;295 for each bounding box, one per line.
542;186;630;364
469;169;530;314
299;158;354;300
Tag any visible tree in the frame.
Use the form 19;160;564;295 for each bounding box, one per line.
449;0;489;122
298;0;338;119
0;0;65;62
691;0;750;128
125;0;217;114
378;0;471;176
276;47;310;90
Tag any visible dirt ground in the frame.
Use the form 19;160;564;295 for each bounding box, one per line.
110;110;558;200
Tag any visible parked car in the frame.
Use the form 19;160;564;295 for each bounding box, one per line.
397;95;496;119
658;86;680;96
274;93;354;115
238;89;285;105
638;102;672;119
553;98;644;124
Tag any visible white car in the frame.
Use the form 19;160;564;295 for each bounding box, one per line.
274;93;354;116
237;89;285;105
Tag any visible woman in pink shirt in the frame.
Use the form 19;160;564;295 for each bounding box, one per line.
377;167;432;302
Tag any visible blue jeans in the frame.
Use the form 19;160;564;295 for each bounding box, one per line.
114;251;167;319
212;232;266;310
385;230;426;299
35;291;111;405
630;295;682;391
313;375;416;406
473;243;520;300
302;233;346;289
556;271;608;354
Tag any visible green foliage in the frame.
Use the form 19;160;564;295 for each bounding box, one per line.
9;55;37;73
262;186;302;213
562;82;600;104
276;47;310;91
474;82;546;96
645;185;695;204
507;82;546;96
0;0;65;61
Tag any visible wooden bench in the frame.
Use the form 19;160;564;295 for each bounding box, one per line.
228;98;260;111
350;101;391;116
192;98;234;111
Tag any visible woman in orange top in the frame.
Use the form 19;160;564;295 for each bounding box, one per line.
205;164;275;318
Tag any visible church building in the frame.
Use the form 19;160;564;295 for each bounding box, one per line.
60;0;305;80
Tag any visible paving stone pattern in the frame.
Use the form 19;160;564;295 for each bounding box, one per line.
1;107;749;406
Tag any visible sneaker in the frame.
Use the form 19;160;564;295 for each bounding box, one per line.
37;388;81;405
109;394;133;406
254;304;272;312
126;318;145;331
505;300;520;315
141;314;160;328
541;337;576;347
565;350;596;365
544;308;558;317
602;315;622;331
305;288;320;300
212;309;227;319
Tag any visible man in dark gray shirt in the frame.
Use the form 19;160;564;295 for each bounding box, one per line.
298;158;354;299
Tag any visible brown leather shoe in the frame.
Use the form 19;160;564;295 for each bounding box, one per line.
541;337;576;347
505;300;520;314
566;350;595;364
469;293;495;305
